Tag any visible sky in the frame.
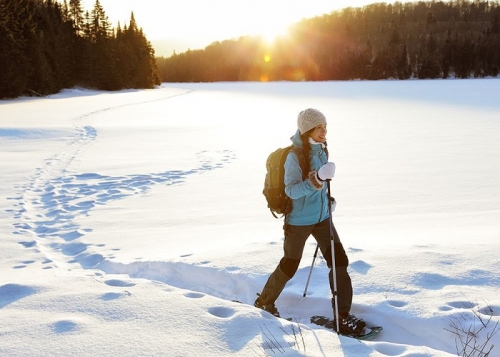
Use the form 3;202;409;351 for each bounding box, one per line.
1;79;500;356
79;0;413;57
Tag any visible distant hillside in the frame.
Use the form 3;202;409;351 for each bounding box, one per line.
156;0;500;81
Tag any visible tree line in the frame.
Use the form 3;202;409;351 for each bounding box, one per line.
157;0;500;82
0;0;160;99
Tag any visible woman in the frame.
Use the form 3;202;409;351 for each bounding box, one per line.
254;108;365;335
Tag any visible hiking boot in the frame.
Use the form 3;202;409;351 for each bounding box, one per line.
254;294;280;317
338;313;366;336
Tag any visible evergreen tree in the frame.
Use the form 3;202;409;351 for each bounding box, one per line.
117;12;160;88
0;0;35;98
87;0;118;89
397;43;411;79
68;0;85;35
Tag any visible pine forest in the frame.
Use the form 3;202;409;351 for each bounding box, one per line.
0;0;160;99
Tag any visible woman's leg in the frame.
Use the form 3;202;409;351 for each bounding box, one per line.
256;223;313;307
312;219;353;316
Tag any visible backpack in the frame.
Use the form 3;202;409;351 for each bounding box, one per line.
263;145;306;218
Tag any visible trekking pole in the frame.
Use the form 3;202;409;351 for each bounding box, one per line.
302;244;319;297
327;179;340;334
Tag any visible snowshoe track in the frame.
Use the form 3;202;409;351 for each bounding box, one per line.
8;90;235;271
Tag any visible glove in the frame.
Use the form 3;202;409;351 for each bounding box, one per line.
317;162;336;181
330;197;337;212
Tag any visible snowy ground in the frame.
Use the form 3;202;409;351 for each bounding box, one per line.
1;79;499;356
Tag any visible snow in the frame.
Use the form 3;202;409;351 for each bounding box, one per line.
1;79;499;356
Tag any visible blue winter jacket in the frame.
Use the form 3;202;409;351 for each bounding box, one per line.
284;130;330;226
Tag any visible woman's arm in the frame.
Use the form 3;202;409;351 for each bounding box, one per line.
284;151;322;199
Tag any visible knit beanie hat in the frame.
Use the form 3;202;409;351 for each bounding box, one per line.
297;108;327;135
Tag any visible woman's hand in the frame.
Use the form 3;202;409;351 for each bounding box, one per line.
317;162;335;181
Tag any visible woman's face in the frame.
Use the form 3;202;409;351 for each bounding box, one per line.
309;124;327;143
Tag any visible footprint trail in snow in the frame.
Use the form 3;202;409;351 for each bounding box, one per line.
7;94;236;275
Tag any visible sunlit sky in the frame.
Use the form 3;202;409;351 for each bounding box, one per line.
80;0;419;57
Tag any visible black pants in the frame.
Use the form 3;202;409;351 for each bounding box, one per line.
258;218;353;315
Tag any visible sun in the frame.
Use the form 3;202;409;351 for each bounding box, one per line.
257;23;291;45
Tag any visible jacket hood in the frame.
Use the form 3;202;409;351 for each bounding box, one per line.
291;129;303;148
291;129;326;153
